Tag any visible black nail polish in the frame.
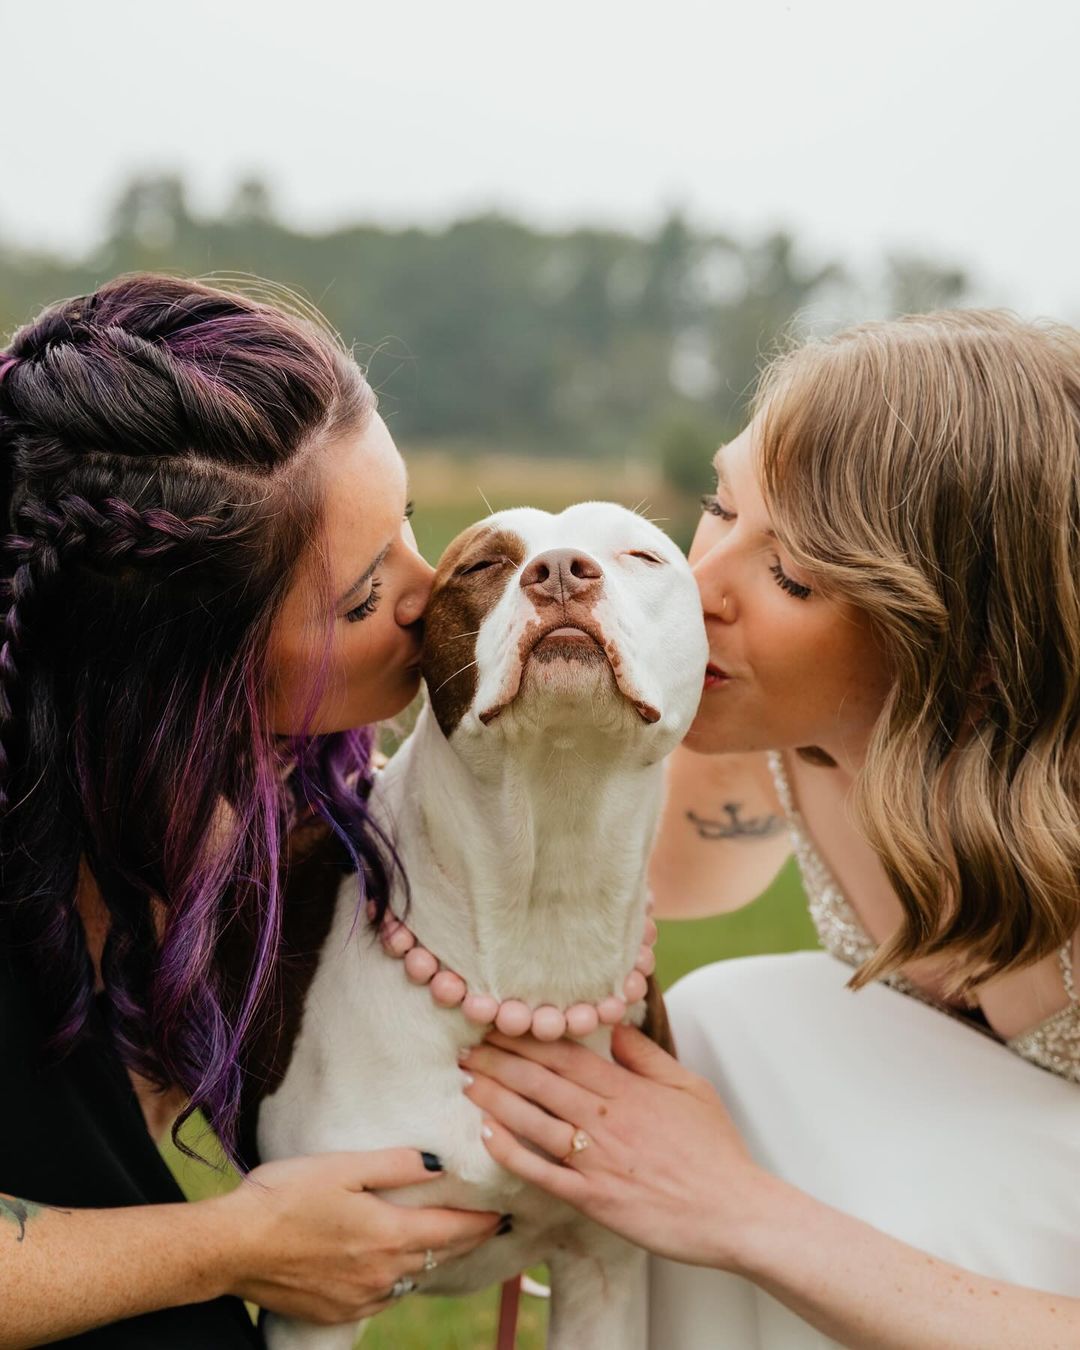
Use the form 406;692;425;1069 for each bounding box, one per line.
421;1151;443;1172
496;1214;513;1236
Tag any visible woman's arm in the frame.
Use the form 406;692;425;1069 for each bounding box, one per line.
649;745;791;918
462;1029;1080;1350
0;1149;502;1350
736;1178;1079;1350
0;1187;233;1349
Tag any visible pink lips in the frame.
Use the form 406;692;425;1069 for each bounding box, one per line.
703;663;731;690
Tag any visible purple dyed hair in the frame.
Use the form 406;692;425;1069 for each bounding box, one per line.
0;274;400;1164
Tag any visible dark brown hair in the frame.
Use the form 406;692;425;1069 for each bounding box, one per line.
0;273;395;1159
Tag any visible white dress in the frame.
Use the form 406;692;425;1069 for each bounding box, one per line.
647;754;1080;1349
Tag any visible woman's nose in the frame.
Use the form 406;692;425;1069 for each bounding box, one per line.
692;548;736;623
397;552;436;627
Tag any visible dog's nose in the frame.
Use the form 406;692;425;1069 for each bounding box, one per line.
519;549;604;604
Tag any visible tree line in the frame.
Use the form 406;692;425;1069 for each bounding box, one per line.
0;174;969;477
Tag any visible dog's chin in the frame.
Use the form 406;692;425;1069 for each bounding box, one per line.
487;646;634;732
477;631;665;730
529;630;610;667
523;636;615;691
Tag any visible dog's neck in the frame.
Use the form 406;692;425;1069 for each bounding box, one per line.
375;703;662;1007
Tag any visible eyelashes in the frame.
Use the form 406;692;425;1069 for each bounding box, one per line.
346;576;382;623
768;563;811;601
700;493;734;521
699;494;812;601
345;502;415;624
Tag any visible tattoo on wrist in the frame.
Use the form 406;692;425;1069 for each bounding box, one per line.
0;1195;69;1243
686;804;784;841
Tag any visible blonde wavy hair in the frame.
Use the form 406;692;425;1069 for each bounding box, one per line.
755;309;1080;994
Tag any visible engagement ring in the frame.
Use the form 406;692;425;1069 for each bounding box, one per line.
390;1276;417;1299
423;1248;438;1272
560;1128;591;1164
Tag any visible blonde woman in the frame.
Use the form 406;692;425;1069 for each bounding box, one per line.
461;310;1080;1347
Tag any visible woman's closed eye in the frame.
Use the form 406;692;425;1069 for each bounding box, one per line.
769;562;811;601
346;577;383;623
345;502;416;624
700;492;735;522
699;493;813;601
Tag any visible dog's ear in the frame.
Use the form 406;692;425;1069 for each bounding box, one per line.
640;974;677;1057
422;524;527;738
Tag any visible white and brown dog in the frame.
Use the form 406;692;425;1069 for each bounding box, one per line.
255;502;708;1350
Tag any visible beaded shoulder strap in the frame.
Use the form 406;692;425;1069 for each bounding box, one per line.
764;749;798;821
1059;937;1078;1006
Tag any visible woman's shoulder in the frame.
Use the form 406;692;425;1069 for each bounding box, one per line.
650;747;792;919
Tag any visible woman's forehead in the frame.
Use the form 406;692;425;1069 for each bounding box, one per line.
717;423;775;517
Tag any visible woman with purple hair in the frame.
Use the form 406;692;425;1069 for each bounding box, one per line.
0;275;503;1347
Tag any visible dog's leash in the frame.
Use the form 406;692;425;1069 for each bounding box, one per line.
496;1272;551;1348
496;1276;522;1350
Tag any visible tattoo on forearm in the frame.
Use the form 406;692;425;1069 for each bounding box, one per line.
686;804;785;841
0;1195;69;1243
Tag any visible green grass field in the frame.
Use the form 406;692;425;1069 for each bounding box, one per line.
160;455;819;1348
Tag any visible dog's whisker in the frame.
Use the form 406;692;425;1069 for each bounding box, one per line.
434;658;479;693
438;629;483;644
476;485;495;515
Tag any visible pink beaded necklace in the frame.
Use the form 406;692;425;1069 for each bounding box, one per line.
368;901;658;1041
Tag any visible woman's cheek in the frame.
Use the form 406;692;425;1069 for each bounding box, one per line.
747;592;818;693
344;611;401;689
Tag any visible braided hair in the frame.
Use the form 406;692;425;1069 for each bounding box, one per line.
0;274;397;1161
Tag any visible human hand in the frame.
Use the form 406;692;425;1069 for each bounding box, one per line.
216;1149;503;1323
461;1026;775;1270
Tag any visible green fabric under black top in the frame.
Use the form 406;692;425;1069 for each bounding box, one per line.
0;943;262;1348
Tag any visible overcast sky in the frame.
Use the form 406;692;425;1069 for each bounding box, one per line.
1;0;1077;318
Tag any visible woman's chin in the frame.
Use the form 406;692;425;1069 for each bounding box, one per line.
313;667;423;734
681;723;733;755
357;669;423;727
681;711;763;756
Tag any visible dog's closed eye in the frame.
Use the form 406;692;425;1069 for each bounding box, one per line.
625;550;666;565
457;557;515;576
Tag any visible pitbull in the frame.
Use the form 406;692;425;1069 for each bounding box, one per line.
256;502;708;1349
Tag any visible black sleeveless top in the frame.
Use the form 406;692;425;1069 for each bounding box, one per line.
0;944;262;1348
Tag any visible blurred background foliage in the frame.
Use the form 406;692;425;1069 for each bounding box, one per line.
0;172;969;498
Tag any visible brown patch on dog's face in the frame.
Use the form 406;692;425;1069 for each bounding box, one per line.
422;524;527;737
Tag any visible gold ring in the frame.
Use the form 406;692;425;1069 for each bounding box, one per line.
560;1128;591;1165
